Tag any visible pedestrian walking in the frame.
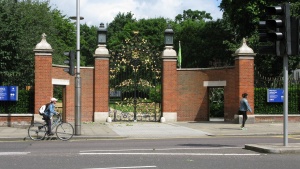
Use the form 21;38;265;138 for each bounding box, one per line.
239;93;252;130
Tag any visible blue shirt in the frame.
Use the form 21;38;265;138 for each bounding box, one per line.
239;98;252;112
44;103;58;117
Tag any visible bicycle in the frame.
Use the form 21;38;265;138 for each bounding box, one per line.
28;114;74;141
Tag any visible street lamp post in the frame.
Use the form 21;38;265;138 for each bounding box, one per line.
68;11;83;135
68;13;84;135
75;0;81;135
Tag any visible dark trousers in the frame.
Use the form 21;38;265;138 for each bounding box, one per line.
43;115;52;134
240;111;247;127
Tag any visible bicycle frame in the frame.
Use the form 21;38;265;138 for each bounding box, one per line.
50;114;63;131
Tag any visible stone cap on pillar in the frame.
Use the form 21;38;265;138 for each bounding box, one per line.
33;33;53;54
161;46;177;59
233;38;256;58
94;44;110;59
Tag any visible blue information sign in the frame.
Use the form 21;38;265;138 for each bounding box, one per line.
0;86;8;101
9;86;18;101
0;86;18;101
267;89;284;103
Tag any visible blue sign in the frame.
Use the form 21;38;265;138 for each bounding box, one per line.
9;86;18;101
0;86;18;101
110;90;121;97
267;89;284;103
0;86;8;101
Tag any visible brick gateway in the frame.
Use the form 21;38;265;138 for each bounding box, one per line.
33;35;255;123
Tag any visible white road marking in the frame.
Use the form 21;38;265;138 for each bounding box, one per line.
84;166;156;169
0;152;30;156
80;147;243;152
80;152;260;156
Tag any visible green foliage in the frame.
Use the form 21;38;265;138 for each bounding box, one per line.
125;17;167;51
0;89;34;114
220;0;300;77
107;12;137;52
175;9;213;23
49;9;76;65
209;88;224;117
149;85;161;103
80;24;98;66
0;0;76;87
173;11;234;68
254;87;300;114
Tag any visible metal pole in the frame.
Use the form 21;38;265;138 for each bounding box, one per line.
134;61;137;122
75;0;81;135
283;54;288;146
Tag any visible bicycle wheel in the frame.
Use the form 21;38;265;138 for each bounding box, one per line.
56;123;74;141
28;123;47;141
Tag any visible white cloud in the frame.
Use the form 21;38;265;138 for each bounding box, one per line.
49;0;222;26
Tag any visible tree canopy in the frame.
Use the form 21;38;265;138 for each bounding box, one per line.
219;0;300;77
0;0;75;87
2;0;299;88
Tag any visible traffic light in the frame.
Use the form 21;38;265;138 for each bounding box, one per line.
258;3;291;56
258;21;282;56
63;51;75;76
291;17;300;55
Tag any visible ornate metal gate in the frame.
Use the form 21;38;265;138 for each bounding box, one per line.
109;31;162;122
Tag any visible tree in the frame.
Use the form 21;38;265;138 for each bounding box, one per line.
0;0;76;87
175;9;213;23
49;9;76;65
219;0;300;77
80;24;97;66
107;12;137;52
124;17;167;51
0;0;53;87
173;10;234;68
219;0;300;40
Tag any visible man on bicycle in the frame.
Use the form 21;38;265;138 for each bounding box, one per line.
43;98;59;135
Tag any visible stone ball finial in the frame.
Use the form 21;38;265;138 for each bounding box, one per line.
35;33;52;50
235;38;254;54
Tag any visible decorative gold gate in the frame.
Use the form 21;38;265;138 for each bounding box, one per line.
109;31;162;122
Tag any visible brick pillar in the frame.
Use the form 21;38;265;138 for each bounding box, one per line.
161;46;178;122
93;44;110;122
33;33;54;121
233;38;256;122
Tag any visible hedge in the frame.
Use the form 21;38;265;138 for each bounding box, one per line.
254;87;300;114
0;89;34;114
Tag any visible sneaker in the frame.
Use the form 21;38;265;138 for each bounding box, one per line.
241;127;247;130
47;132;54;136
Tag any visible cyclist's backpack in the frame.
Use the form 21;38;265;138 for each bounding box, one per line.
39;104;48;115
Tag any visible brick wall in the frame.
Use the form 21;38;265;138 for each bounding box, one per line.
235;58;255;115
0;115;33;126
162;60;178;113
51;66;95;122
34;54;53;116
255;115;300;123
94;58;109;113
177;67;236;121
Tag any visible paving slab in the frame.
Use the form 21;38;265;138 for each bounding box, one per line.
107;122;211;139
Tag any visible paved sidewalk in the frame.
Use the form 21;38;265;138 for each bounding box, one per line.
0;121;300;153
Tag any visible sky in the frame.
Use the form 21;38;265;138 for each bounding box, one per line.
49;0;223;27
